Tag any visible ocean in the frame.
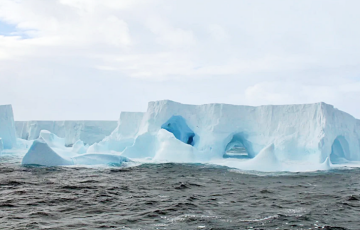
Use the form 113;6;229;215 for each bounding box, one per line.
0;152;359;229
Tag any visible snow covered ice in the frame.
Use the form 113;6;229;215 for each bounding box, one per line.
2;100;360;171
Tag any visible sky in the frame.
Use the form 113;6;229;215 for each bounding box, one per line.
1;0;360;120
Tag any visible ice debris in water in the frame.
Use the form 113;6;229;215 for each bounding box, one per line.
21;131;130;167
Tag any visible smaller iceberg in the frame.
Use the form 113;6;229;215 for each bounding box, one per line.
22;139;74;166
22;130;130;167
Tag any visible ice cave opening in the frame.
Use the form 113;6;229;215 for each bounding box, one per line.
330;136;350;164
224;133;254;159
161;116;196;146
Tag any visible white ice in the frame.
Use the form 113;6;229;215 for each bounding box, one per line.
4;100;360;172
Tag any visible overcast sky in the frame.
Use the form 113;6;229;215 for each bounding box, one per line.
1;0;360;120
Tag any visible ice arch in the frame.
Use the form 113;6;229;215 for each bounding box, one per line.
224;133;255;159
161;116;196;146
330;136;350;164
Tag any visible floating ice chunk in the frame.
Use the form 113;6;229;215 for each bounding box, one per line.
22;130;131;166
22;139;74;166
22;138;131;167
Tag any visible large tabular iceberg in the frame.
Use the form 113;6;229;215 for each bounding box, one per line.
19;100;360;171
0;105;17;150
16;120;117;146
86;100;360;169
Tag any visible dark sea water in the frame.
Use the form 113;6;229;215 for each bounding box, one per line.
1;153;360;229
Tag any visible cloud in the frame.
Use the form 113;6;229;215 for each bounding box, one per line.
0;0;360;119
208;24;230;41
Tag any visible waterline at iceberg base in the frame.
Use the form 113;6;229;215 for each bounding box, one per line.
16;100;360;172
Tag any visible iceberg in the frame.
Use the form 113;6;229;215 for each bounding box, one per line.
21;130;130;166
85;100;360;171
17;100;360;171
0;105;17;149
22;139;74;166
15;120;117;146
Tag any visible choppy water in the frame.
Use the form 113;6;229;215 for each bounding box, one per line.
1;152;360;229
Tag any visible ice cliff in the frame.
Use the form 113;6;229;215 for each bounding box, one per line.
16;120;117;146
0;105;17;150
87;100;360;164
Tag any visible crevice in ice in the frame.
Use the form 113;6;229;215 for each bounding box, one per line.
161;116;196;146
330;136;350;164
224;133;254;159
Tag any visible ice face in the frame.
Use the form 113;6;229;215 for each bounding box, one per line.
14;100;360;171
84;100;360;171
87;112;145;154
0;105;17;149
15;120;118;146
